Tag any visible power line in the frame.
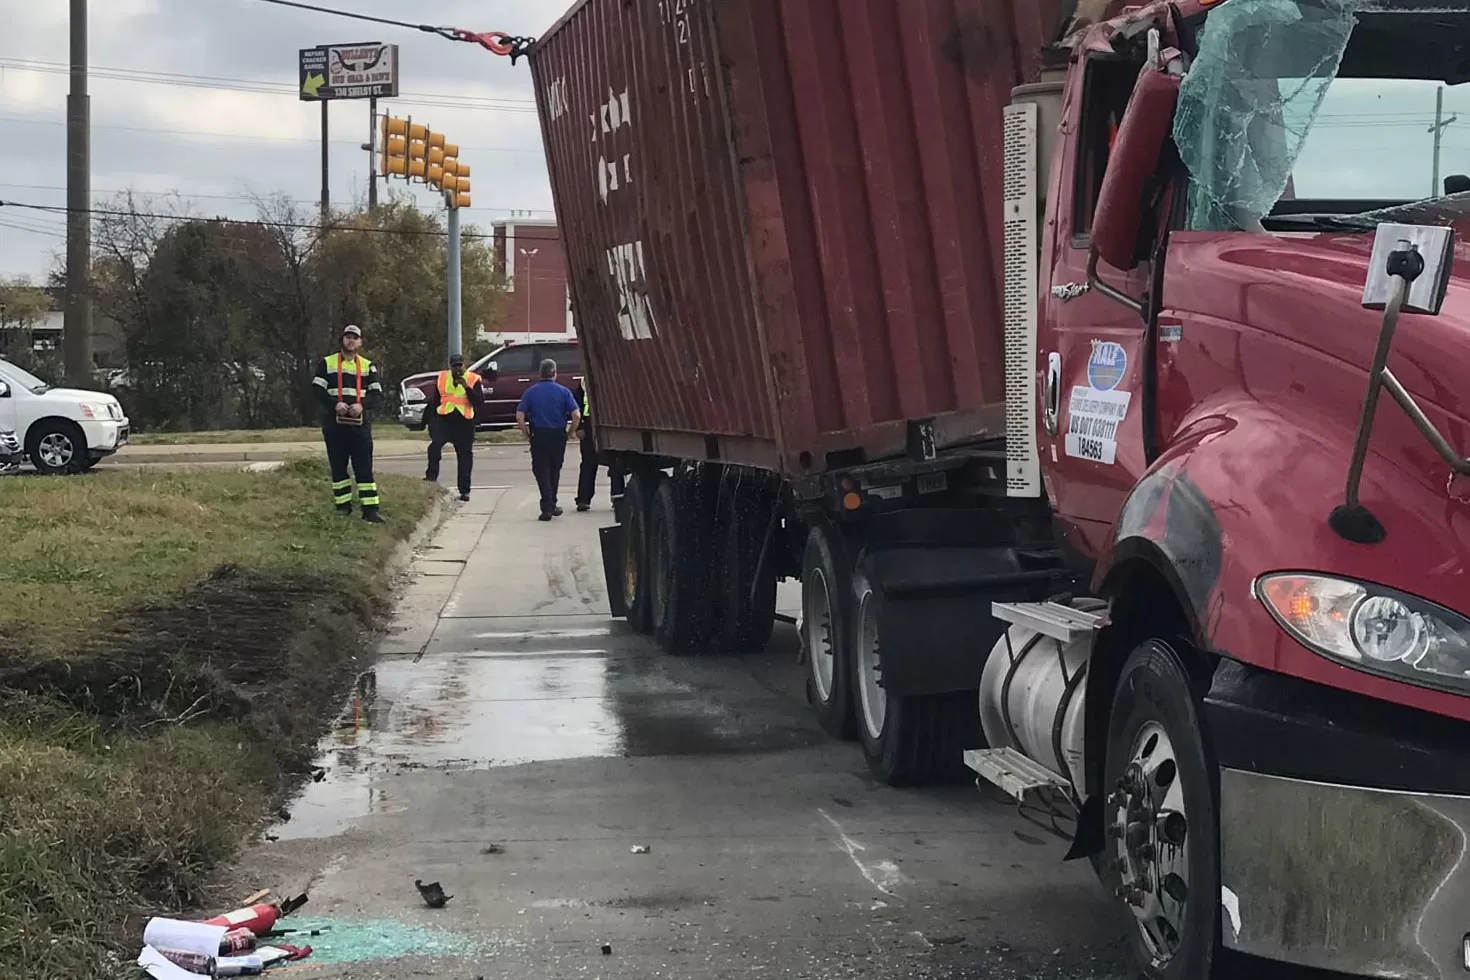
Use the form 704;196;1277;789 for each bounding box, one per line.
0;59;538;113
0;114;545;154
247;0;465;37
0;181;555;216
0;198;568;243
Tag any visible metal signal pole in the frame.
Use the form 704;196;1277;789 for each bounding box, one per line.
64;0;94;385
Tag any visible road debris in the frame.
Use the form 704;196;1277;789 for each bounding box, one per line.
601;943;613;955
480;843;506;855
416;879;453;908
241;889;271;906
630;844;651;854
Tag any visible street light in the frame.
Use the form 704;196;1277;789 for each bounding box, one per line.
519;247;539;342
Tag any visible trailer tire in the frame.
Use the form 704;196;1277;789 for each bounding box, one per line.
852;566;976;786
650;477;711;655
801;523;856;741
717;491;777;653
1103;639;1219;980
621;472;656;634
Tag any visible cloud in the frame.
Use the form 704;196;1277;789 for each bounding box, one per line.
0;0;567;279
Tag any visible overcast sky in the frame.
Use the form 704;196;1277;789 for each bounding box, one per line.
0;0;569;281
0;2;1466;282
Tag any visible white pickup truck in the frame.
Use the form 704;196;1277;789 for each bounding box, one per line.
0;358;130;474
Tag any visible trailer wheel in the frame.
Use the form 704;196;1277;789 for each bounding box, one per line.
851;566;975;786
801;523;856;740
1104;639;1220;980
716;491;778;653
621;472;656;634
650;477;712;655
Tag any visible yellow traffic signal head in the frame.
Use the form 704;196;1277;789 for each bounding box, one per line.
428;132;445;150
384;135;408;176
455;191;471;209
429;146;445;166
456;179;471;197
442;173;459;192
384;116;408;138
443;158;460;177
408;122;428;141
443;143;460;158
456;164;471;180
427;164;444;187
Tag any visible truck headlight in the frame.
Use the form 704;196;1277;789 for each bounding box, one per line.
1256;573;1470;695
403;388;426;404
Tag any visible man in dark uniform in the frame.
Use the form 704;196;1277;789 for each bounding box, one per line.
424;352;484;502
516;357;581;521
312;324;384;523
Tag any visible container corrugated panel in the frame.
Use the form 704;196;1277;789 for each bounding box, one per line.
532;0;1063;476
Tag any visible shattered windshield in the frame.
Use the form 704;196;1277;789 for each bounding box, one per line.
1174;0;1470;231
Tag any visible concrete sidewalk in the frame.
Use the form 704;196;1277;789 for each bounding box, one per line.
112;440;429;465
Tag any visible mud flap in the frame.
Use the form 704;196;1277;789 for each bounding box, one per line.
599;524;628;619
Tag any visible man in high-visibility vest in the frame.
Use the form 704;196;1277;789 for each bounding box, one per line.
311;324;385;522
423;352;485;502
574;378;600;512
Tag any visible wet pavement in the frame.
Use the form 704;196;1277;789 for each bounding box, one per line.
238;465;1342;980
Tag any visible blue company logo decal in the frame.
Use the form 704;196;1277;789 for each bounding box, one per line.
1087;340;1127;391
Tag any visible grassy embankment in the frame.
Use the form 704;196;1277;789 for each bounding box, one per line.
0;459;439;979
129;427;527;446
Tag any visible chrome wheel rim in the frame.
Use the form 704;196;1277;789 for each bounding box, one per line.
804;568;835;702
38;432;74;469
1110;720;1190;964
855;583;886;739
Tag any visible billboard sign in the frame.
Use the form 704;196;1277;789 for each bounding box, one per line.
299;42;400;101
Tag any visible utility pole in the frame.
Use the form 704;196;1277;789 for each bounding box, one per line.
64;0;93;386
367;97;379;211
320;101;330;219
447;204;462;359
1430;86;1459;198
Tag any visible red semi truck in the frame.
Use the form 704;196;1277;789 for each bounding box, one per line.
527;0;1470;976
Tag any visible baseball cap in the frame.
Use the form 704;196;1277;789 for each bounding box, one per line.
342;324;363;338
449;352;465;366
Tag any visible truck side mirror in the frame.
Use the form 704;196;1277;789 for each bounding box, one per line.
1333;223;1461;544
0;381;9;398
484;360;499;382
1091;66;1181;273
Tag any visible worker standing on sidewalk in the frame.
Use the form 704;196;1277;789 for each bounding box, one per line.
424;352;484;502
516;358;581;522
311;324;384;523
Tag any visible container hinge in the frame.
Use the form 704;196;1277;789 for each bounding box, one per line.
964;747;1071;803
991;601;1104;643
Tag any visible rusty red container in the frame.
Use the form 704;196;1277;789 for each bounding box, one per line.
531;0;1063;476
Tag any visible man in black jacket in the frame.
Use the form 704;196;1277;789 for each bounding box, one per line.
311;324;385;522
424;352;485;502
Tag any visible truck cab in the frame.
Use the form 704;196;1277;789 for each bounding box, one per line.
977;1;1470;977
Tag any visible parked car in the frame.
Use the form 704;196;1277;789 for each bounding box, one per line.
399;340;584;431
0;425;22;475
0;358;130;474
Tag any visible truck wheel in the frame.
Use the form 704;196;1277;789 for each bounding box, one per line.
27;421;85;476
717;493;777;653
801;523;856;740
650;477;711;655
621;472;655;634
1104;639;1220;980
852;566;975;786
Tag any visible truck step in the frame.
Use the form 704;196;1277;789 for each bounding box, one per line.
964;747;1071;802
991;601;1103;643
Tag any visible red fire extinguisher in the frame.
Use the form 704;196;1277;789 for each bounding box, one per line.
201;904;279;936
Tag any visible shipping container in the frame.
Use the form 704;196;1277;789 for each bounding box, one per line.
531;0;1064;477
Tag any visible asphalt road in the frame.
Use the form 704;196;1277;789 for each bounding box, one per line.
202;448;1344;980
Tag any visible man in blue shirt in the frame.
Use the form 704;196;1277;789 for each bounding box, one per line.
517;358;582;521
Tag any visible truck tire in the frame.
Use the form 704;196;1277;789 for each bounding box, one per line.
621;472;656;634
1103;639;1220;980
26;420;85;476
851;566;977;786
801;523;856;741
716;491;777;653
650;477;712;655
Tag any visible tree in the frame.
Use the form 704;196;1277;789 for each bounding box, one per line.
0;276;60;380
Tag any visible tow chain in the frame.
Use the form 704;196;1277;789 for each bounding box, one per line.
452;30;536;64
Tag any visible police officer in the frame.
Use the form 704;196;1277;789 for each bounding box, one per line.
312;324;384;523
516;358;581;521
424;352;484;502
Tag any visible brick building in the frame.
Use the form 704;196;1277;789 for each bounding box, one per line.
490;217;574;343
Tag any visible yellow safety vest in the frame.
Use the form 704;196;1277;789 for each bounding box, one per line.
437;370;481;419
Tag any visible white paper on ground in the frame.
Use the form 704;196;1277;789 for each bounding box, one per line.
142;917;227;958
137;945;211;979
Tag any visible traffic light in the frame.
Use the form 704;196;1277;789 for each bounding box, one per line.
407;134;428;179
382;116;409;177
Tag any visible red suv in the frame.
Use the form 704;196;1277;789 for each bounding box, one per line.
399;340;583;430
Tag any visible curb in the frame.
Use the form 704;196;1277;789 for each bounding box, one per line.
113;445;428;465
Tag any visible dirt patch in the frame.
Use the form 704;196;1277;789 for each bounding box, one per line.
0;565;377;770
